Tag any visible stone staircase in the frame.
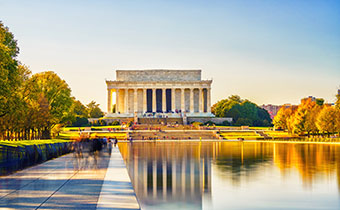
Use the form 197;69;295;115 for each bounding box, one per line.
128;130;218;140
256;131;272;139
137;118;183;125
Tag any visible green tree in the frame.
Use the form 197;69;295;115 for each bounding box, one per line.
315;98;324;106
69;99;89;127
0;21;20;117
87;101;104;118
26;71;73;138
212;95;271;126
73;99;88;116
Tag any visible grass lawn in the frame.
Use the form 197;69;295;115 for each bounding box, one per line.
220;131;262;140
59;131;127;140
264;131;293;138
92;132;127;139
212;126;273;130
0;139;73;148
249;127;272;130
62;125;123;132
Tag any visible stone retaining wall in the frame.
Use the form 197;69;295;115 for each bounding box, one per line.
0;142;73;176
187;117;232;124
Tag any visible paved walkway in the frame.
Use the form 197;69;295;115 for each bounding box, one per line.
97;146;140;210
0;145;140;210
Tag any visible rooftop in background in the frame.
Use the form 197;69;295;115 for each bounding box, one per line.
116;69;201;82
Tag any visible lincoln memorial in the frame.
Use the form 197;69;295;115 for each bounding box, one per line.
105;70;215;122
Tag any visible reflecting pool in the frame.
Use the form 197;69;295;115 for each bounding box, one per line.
119;142;340;210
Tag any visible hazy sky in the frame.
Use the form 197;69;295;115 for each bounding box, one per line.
1;0;339;111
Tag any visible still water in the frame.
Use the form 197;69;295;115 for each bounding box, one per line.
119;142;340;210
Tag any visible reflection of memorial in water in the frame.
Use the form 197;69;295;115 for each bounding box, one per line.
119;142;212;209
119;142;340;209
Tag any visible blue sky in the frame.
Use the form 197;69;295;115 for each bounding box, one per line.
1;0;339;110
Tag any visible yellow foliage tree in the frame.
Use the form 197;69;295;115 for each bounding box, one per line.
316;106;337;136
290;98;318;135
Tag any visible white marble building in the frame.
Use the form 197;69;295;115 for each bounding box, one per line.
105;70;214;118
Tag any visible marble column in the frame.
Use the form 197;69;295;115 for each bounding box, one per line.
207;88;211;113
153;160;157;198
125;88;129;114
162;88;166;112
134;88;138;113
181;88;185;112
107;88;112;113
172;88;176;112
199;88;203;113
152;88;156;112
190;88;194;113
115;88;119;114
143;88;147;113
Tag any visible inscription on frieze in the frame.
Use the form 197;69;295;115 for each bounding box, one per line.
116;70;201;82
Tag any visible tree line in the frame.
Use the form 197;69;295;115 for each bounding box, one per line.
0;22;103;140
212;95;272;126
273;95;340;137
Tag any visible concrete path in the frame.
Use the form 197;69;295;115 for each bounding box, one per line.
96;146;140;210
0;146;140;210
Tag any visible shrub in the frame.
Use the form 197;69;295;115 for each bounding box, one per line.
71;117;89;127
204;121;215;126
222;120;231;126
192;122;203;127
112;120;120;126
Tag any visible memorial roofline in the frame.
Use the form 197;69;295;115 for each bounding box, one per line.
114;69;203;82
115;69;201;72
105;80;212;84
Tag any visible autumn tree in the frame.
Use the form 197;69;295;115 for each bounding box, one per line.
335;109;340;134
304;104;322;136
290;98;316;135
316;106;337;136
336;90;340;110
273;106;295;131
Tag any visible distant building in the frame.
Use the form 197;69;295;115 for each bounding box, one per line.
261;103;297;119
305;96;316;102
261;104;281;119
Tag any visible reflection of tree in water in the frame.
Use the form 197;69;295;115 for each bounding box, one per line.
119;141;340;209
214;142;273;183
212;142;340;190
273;143;340;190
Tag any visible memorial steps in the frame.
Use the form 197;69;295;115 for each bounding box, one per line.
128;130;219;140
137;117;183;125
